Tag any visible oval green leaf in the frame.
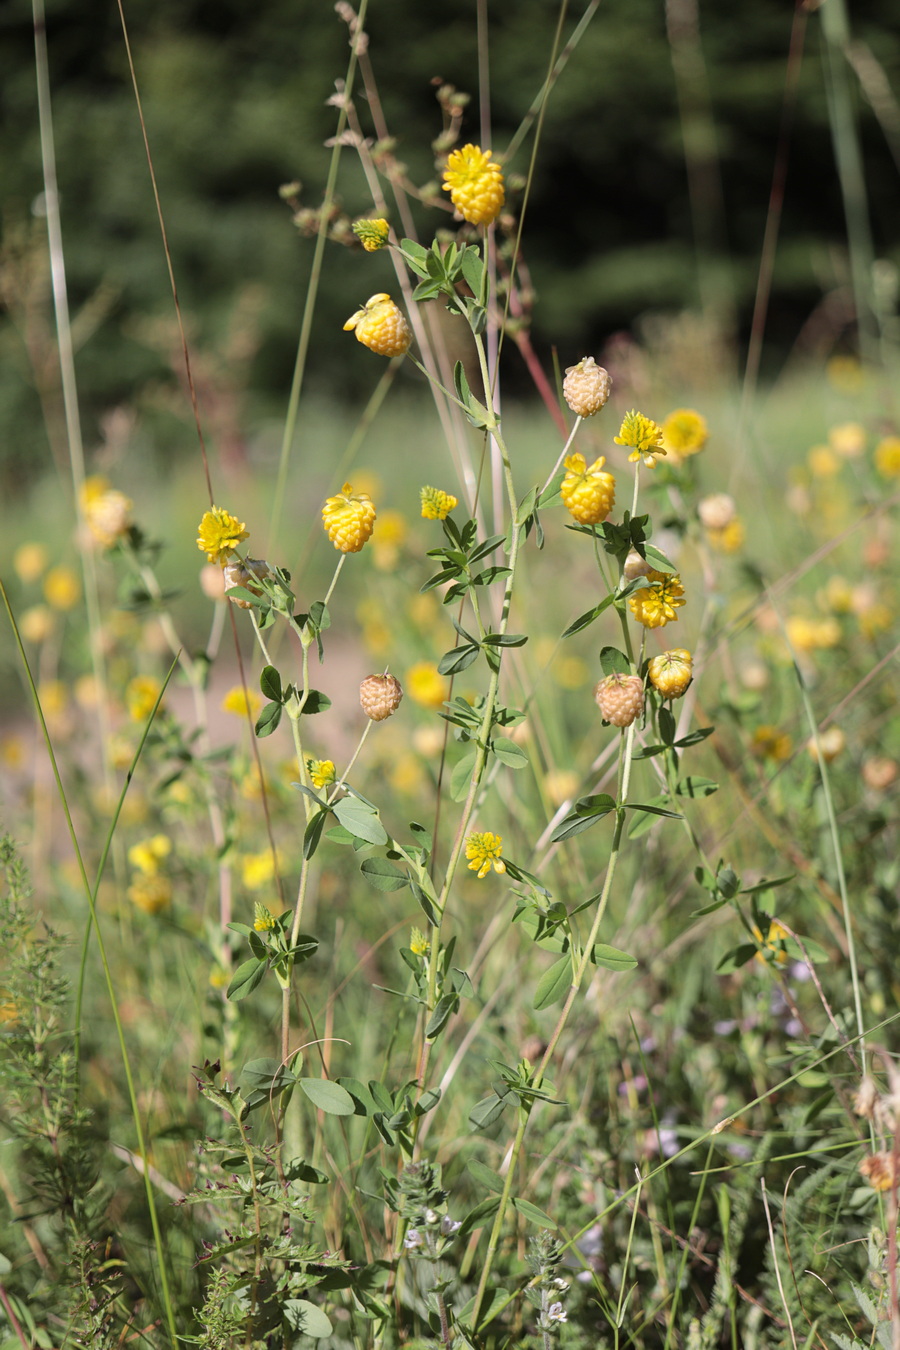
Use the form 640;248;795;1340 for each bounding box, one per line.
298;1078;355;1116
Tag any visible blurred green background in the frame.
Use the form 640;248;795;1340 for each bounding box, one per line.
1;0;898;491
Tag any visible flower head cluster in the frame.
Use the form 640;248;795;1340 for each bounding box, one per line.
221;685;262;718
648;648;693;699
465;831;506;879
197;506;249;565
306;757;336;790
409;927;430;957
628;570;685;629
126;675;163;722
615;410;665;466
128;834;171;876
752;918;790;967
322;482;377;553
253;902;276;933
81;475;133;548
421;485;458;520
562;357;612;418
560;454;616;525
442;144;505;226
661;408;708;458
751;725;792;762
352;217;390;251
343;294;411;357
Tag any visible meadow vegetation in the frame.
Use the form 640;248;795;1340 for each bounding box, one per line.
1;3;900;1348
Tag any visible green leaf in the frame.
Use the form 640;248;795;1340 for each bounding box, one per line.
227;958;266;1002
453;360;491;429
438;643;480;676
460;245;485;300
303;808;329;860
298;1078;356;1115
643;544;676;572
450;746;478;803
511;1197;557;1229
482;631;528;647
739;873;795;896
533;955;571;1010
410;879;441;926
457;1286;508;1332
295;689;332;715
627;801;682;819
426;993;457;1040
659;706;676;744
600;645;631;676
254;701;282;738
336;1077;378;1115
284;1299;333;1339
333;797;388;846
471;565;512;587
360;858;408;892
469;1093;508;1131
561;594;614;638
675;725;715;747
492;737;528;769
259;665;282;702
676;776;719;798
468;1160;505;1194
457;1197;502;1240
549;793;617;843
592;944;638;972
399;238;430;274
716;943;758;973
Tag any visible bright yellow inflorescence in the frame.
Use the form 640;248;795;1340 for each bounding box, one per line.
615;410;666;466
344;294;411;356
560;454;616;525
352;218;390;251
661;409;708;458
306;757;336;790
442;144;505;226
648;649;693;699
628;570;686;629
421;485;459;520
465;831;506;879
322;482;377;553
197;507;249;565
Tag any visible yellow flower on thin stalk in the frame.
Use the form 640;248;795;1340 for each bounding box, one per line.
126;675;163;723
305;757;336;790
196;507;249;565
560;454;616;525
13;542;49;583
221;685;262;719
465;831;506;880
628;570;685;629
128;834;172;876
409;927;430;957
352;217;390;251
253;902;276;932
128;873;172;915
406;661;449;710
442;144;505;226
420;486;458;520
615;410;666;467
322;482;377;553
661;409;708;459
874;435;900;478
43;565;81;611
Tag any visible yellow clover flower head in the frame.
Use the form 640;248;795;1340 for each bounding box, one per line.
221;685;262;718
43;565;81;611
241;851;276;891
13;542;49;583
343;294;411;357
322;482;377;553
197;506;249;565
409;927;430;957
352;217;391;251
661;409;708;458
442;144;505;226
615;410;666;467
128;873;172;915
128;834;172;876
464;831;506;880
406;661;449;710
420;485;459;520
628;570;685;629
305;757;336;790
253;902;276;933
752;919;790;967
126;675;163;723
874;435;900;478
560;454;616;525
